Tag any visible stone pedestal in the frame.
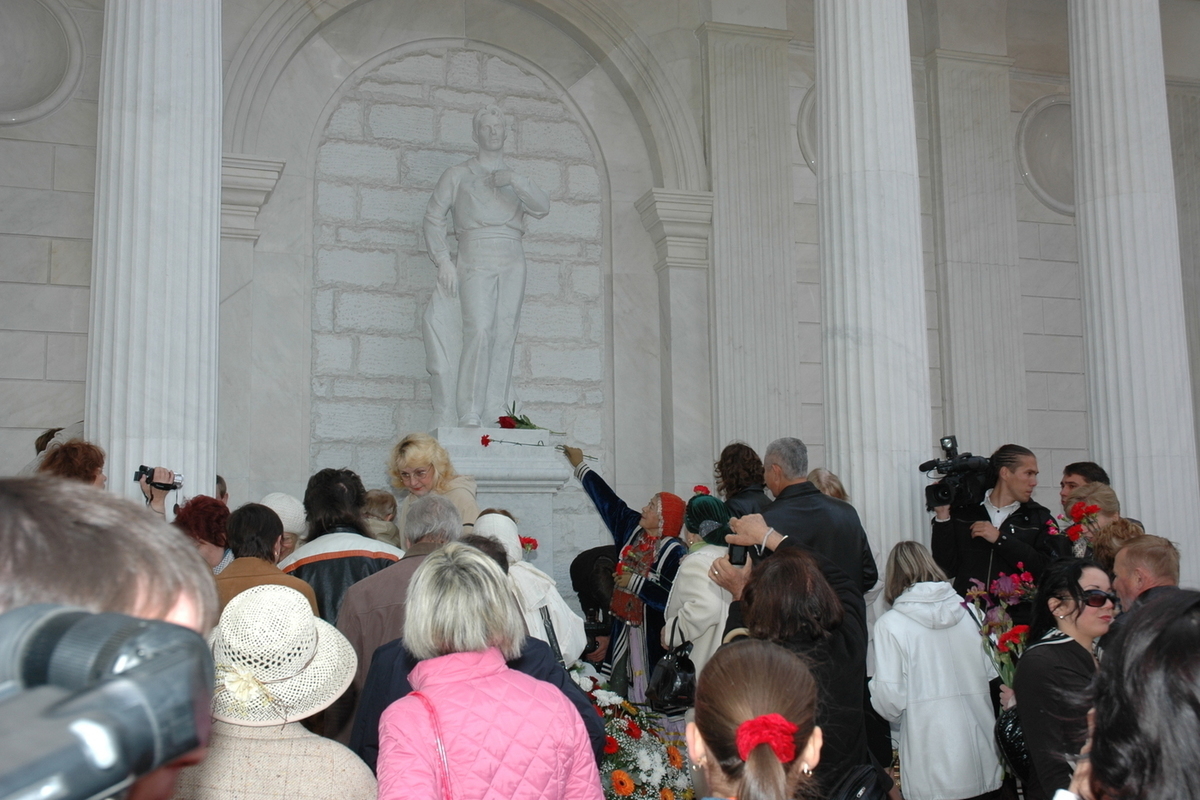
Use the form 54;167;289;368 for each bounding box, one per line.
85;0;222;502
434;427;573;583
1068;0;1200;583
816;0;933;555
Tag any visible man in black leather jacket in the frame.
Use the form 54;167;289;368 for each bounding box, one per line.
719;437;878;597
931;444;1068;600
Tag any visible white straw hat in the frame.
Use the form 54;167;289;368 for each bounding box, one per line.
260;492;307;536
209;585;356;726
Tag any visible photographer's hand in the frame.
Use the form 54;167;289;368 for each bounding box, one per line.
727;514;785;551
933;504;951;521
138;467;174;516
970;520;1001;543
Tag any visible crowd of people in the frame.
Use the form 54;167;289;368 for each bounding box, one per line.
3;429;1197;800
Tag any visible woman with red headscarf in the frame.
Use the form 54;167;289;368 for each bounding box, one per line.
562;446;686;699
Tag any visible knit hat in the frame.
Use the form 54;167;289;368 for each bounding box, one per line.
209;585;356;726
260;492;307;536
685;493;731;535
657;492;685;539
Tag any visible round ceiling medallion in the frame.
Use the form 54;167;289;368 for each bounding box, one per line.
1017;94;1075;216
0;0;85;126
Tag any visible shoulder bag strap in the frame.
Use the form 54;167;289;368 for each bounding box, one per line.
539;605;566;667
410;691;454;800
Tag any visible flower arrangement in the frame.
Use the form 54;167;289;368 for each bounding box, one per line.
497;402;565;435
963;564;1036;685
571;665;693;800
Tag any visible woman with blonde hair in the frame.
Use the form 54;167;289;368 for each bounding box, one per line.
870;541;1001;800
1062;482;1143;568
388;432;479;534
376;543;602;799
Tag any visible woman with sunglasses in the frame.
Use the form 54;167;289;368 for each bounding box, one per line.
1013;558;1116;800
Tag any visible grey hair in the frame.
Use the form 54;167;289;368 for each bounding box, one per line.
884;541;948;605
403;542;525;661
472;104;505;133
765;438;809;480
404;494;462;547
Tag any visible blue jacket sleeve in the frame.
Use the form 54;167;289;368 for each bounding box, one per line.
578;466;642;549
349;638;415;773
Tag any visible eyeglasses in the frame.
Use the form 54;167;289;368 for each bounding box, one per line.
397;467;431;482
1081;590;1118;608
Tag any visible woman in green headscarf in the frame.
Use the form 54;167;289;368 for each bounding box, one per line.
662;488;735;677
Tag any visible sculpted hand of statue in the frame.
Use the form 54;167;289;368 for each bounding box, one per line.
490;169;513;188
437;262;458;297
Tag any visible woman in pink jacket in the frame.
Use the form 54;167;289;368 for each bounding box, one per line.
377;543;603;800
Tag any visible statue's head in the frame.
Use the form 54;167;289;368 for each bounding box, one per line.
472;104;507;151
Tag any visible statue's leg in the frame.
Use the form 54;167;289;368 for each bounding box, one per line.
455;247;499;427
484;244;527;422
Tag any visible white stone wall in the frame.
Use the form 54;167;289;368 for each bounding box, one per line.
0;0;101;475
309;46;605;495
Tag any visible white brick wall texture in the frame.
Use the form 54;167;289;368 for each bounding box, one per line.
311;47;606;577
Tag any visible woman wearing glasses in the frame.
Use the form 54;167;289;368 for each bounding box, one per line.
389;433;479;538
1013;558;1116;800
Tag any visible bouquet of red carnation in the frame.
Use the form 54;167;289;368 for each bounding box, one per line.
1052;501;1103;544
964;565;1035;685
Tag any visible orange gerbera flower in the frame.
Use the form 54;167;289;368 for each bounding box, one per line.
666;745;684;769
611;770;635;796
660;789;675;800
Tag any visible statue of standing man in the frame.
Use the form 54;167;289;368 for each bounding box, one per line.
422;105;550;428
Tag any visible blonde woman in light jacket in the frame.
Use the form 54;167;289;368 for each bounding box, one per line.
870;541;1001;800
662;492;733;677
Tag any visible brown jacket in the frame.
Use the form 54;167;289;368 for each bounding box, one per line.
215;557;319;614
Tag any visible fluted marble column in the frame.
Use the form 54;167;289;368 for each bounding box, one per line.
817;0;933;553
698;22;802;452
926;51;1027;454
86;0;222;501
1069;0;1200;584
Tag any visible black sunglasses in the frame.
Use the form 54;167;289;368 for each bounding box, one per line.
1081;589;1118;608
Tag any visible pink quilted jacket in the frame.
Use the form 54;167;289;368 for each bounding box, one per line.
377;648;603;800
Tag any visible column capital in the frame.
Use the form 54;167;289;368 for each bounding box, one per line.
635;188;713;273
221;154;285;241
696;20;793;45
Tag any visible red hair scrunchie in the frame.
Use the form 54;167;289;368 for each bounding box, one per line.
735;713;799;763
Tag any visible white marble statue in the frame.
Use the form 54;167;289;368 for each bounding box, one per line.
422;104;550;428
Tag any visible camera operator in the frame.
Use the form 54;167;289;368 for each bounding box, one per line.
137;466;180;516
931;444;1068;611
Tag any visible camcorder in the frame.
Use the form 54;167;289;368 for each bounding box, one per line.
918;435;991;511
0;605;214;800
131;466;182;492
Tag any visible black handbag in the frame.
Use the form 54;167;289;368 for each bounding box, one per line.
824;764;890;800
995;706;1032;784
646;618;695;713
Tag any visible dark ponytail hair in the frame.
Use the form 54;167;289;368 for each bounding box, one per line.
987;443;1035;487
1029;557;1101;642
694;639;819;800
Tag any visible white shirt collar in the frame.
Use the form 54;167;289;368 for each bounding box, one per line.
982;489;1020;528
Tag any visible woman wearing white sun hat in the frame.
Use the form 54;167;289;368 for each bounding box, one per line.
174;585;377;800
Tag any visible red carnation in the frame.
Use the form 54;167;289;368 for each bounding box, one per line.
626;720;642;740
1070;501;1088;521
692;485;710;495
604;736;619;754
498;416;518;429
481;435;492;447
1066;524;1083;542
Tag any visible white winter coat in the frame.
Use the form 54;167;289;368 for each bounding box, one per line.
662;544;731;677
870;581;1001;800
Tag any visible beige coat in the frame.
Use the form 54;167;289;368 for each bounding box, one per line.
394;474;479;539
662;544;732;676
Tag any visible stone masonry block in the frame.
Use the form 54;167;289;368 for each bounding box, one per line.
326;104;362;139
314;401;394;441
45;333;87;381
506;158;562;195
505;97;563;119
0;234;50;283
571;266;600;299
358;335;427;378
318;142;398;182
527;202;600;239
317;183;356;221
521;303;585;341
524;240;579;258
0;331;46;379
570;412;602;445
528;346;602;381
433;88;496;108
567;165;600;199
333;378;414;400
316;249;396;287
314;289;335;331
312;443;356;470
335;292;417;334
338;228;413;247
357;82;424;100
447;52;481;86
484;58;545;93
313;334;353;374
405;149;472;186
520;120;590;158
360;187;428;224
368;105;435;143
519;386;581;404
525;262;562;296
439;110;477;147
375;54;443;84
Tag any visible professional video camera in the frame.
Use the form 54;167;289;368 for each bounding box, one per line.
918;435;991;511
0;605;214;800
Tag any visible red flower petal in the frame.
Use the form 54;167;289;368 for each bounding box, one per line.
481;435;491;446
498;416;518;429
692;485;710;495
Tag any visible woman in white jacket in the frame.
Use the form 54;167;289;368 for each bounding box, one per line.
870;541;1001;800
474;509;588;665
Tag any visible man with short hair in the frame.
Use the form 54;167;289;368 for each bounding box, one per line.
215;474;229;505
0;477;218;800
329;494;462;740
1059;461;1111;507
214;502;318;613
720;437;878;597
1112;535;1180;611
